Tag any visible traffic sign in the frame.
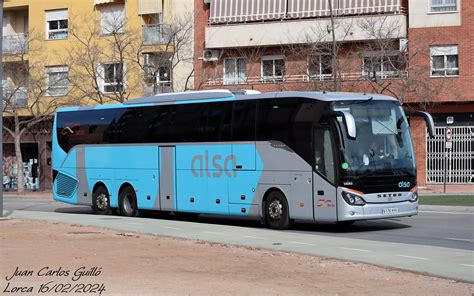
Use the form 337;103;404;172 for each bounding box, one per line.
446;127;452;142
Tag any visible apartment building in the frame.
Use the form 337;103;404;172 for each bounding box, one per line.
407;0;473;189
2;0;194;190
194;0;473;189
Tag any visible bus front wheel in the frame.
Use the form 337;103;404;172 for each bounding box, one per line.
119;186;139;217
92;185;112;215
264;191;291;230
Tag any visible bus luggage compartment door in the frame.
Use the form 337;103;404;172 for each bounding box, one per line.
313;172;337;222
159;146;176;211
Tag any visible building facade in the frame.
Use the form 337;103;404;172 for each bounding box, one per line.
2;0;194;190
407;0;473;189
194;0;473;190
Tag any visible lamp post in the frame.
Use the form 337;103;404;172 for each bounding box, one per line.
1;0;4;218
328;0;339;92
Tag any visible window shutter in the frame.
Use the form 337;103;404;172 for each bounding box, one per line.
430;46;458;56
46;9;68;21
97;64;105;93
101;4;125;34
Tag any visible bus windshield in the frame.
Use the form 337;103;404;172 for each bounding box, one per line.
332;100;416;180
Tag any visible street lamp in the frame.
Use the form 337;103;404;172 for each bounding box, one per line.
1;0;4;217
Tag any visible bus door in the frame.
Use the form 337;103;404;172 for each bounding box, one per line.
159;146;176;211
313;127;338;222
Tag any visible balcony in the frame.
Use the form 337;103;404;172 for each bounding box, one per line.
3;34;28;55
2;86;28;108
142;24;171;45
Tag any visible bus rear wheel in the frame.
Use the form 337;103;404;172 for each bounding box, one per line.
119;186;139;217
265;191;291;230
92;185;112;215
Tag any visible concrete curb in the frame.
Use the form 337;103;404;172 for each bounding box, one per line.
419;205;473;213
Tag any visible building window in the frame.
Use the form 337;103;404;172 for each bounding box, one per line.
430;0;457;13
308;54;332;80
262;55;285;82
45;9;68;40
363;53;401;79
99;62;125;93
224;58;247;85
46;66;69;96
143;53;172;94
430;46;459;77
100;4;125;35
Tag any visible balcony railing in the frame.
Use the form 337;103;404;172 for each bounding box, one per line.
2;87;28;108
209;0;403;24
142;24;171;45
3;34;29;55
207;71;408;85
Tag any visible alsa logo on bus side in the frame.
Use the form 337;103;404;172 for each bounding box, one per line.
191;150;237;178
398;181;411;188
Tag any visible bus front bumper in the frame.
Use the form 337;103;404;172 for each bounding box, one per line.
337;200;418;221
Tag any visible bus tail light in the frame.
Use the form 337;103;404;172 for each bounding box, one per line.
341;190;366;206
53;170;59;182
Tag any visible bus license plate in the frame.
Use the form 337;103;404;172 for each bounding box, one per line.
382;208;398;214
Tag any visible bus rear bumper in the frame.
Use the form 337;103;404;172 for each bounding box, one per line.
337;200;418;221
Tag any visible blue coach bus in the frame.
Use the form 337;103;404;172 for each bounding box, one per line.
52;90;434;229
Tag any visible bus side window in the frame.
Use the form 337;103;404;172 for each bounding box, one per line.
88;109;117;144
150;105;174;143
207;102;232;142
173;103;207;142
232;101;256;141
112;108;142;143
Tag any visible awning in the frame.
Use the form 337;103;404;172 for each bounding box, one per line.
138;0;162;15
94;0;116;5
209;0;286;24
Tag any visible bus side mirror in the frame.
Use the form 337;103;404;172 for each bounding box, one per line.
405;110;435;138
322;111;357;140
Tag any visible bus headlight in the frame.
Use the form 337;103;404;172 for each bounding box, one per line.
409;191;418;203
341;191;366;206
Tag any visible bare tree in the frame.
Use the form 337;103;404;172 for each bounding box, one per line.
66;12;142;105
355;15;449;107
2;33;63;193
277;17;356;92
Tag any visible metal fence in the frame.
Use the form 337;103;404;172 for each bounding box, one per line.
426;126;474;184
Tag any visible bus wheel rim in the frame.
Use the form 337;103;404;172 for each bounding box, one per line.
268;200;283;221
123;194;134;214
96;193;108;210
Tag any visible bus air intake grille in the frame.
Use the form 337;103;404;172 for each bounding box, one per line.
55;173;78;198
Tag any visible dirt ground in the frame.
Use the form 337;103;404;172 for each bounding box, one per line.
0;219;472;296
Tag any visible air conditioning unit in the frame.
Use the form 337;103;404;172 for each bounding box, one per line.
202;49;220;62
400;38;408;53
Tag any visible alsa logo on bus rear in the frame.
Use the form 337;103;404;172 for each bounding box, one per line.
61;123;83;136
398;181;411;188
191;150;237;178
